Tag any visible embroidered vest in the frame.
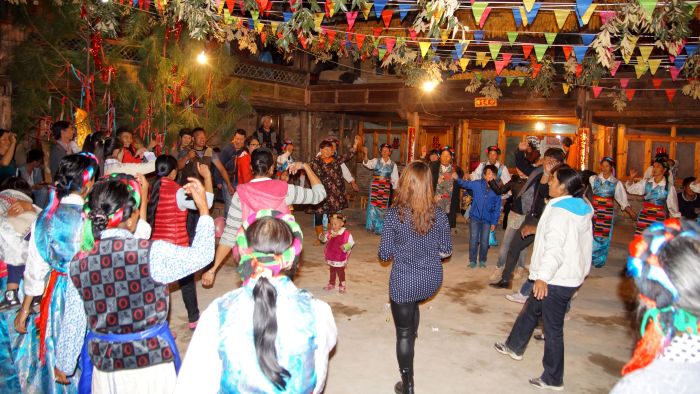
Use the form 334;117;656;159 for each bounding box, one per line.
644;181;669;206
324;229;351;262
216;277;317;393
237;179;289;222
593;177;618;199
70;238;173;372
152;178;189;247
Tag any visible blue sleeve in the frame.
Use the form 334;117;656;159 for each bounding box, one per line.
378;210;396;261
488;195;501;225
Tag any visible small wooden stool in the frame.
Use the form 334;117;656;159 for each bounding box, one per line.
360;196;368;209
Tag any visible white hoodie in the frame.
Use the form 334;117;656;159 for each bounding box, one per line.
529;195;593;287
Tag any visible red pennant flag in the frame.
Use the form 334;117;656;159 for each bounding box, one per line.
408;28;417;41
372;27;383;37
226;0;235;12
669;66;680;81
610;60;621;77
665;88;676;102
384;37;396;55
260;31;267;44
562;46;572;61
355;33;366;49
494;54;511;75
327;29;337;45
381;9;393;28
264;0;272;15
346;11;358;31
625;89;635;101
592;86;603;98
669;55;675;63
259;0;269;11
522;44;533;59
619;78;629;88
324;0;332;17
532;63;542;78
238;0;244;14
652;78;662;89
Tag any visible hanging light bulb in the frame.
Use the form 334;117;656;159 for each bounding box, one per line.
421;80;438;93
196;51;208;65
535;121;545;131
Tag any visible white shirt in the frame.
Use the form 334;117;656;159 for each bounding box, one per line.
362;157;399;188
626;177;681;218
103;158;156;176
528;196;593;287
643;165;674;184
471;160;511;199
589;174;631;210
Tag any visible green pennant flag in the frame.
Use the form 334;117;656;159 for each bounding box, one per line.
378;47;387;60
634;62;647;79
472;2;489;25
488;42;502;59
518;77;525;86
507;31;518;44
553;10;569;29
544;32;557;46
534;44;548;62
506;76;515;86
639;0;658;20
373;37;380;48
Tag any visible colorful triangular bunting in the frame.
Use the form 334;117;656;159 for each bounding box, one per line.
562;46;573;61
625;89;635;101
648;59;661;75
381;8;393;28
639;46;653;62
652;78;662;89
665;89;676;102
346;11;358;30
459;58;470;72
669;66;680;81
522;44;533;59
544;32;557;46
592;86;603;98
398;3;410;21
610;60;621;77
419;41;431;58
489;42;503;59
573;45;587;63
507;31;519;44
619;78;629;88
554;9;570;29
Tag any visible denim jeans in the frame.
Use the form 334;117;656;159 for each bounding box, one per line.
506;284;578;386
496;226;526;269
501;232;535;282
520;280;572;314
469;219;491;263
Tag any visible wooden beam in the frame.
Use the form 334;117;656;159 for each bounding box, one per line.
498;120;506;163
670;126;677;159
616;124;627;179
595;124;605;172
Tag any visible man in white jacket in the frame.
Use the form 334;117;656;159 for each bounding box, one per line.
494;166;592;391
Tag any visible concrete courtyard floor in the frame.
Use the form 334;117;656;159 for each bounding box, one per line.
169;207;639;394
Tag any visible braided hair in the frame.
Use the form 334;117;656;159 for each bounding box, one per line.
82;173;142;251
623;219;700;375
146;155;178;228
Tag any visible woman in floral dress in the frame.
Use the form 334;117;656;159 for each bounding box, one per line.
429;146;464;228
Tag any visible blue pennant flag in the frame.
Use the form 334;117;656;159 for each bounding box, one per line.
473;30;484;42
374;0;387;18
674;56;686;69
452;50;459;61
495;77;503;86
455;41;465;56
431;42;438;52
575;0;593;22
133;0;138;6
525;3;541;25
398;3;410;21
685;44;699;57
512;7;523;28
573;45;588;63
283;12;293;22
580;33;595;47
248;18;254;28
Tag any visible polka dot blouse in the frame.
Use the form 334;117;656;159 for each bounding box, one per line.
379;207;453;304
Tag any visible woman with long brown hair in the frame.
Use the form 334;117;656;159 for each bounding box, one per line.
379;161;453;394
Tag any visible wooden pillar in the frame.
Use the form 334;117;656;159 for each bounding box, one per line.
616;124;627;178
497;120;506;161
408;112;420;160
670;126;677;159
460;119;470;170
595;124;605;172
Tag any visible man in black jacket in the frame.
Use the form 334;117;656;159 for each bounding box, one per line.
490;145;565;289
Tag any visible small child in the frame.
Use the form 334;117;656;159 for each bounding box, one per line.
0;177;40;311
454;165;501;268
276;140;295;177
321;213;354;293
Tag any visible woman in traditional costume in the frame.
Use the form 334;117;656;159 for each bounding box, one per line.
362;143;399;235
589;157;636;267
627;159;681;235
429;146;464;228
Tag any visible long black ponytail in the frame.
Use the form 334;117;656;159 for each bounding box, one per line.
246;217;295;390
146;155;178;228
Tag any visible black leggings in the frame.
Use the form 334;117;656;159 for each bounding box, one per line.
391;300;421;371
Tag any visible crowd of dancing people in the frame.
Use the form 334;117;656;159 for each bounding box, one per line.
0;120;698;393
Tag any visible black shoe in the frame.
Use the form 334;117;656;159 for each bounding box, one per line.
0;289;20;311
394;368;414;394
489;280;512;289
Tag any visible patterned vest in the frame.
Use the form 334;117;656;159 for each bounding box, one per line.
70;237;173;372
593;177;617;199
644;181;669;206
152;178;189;246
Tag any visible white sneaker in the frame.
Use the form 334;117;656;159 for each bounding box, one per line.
489;267;504;281
514;267;526;280
505;292;528;304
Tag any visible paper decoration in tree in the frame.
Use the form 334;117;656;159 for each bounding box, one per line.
554;9;570;29
665;89;676;102
562;46;572;61
507;31;518;44
544;32;557;46
592;86;603;98
625;89;635;101
346;11;358;30
599;11;616;24
374;0;387;18
419;41;431;57
74;108;92;148
489;42;502;59
459;58;470;72
648;59;661;75
639;0;658;20
652;78;662;89
639;46;653;62
619;78;629;88
398;3;410;21
441;29;449;44
622;51;632;64
314;13;324;30
381;9;393;28
573;45;587;63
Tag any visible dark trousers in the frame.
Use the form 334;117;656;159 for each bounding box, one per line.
181;210;201;323
469;219;491;263
502;197;513;229
390;300;421;371
506;285;578;386
329;266;346;284
501;232;535;282
7;265;24;285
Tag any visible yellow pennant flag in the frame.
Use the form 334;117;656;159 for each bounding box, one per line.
271;21;280;32
553;10;569;29
459;58;470;72
314;13;324;30
623;51;632;64
519;7;529;27
217;0;225;14
441;30;449;44
638;46;653;62
256;21;265;33
523;0;535;13
634;62;647;79
648;59;661;75
581;4;596;25
419;41;431;58
362;2;373;20
562;83;570;94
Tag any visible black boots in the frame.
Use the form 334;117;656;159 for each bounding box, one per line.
394;368;414;394
489;279;512;289
0;289;20;311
